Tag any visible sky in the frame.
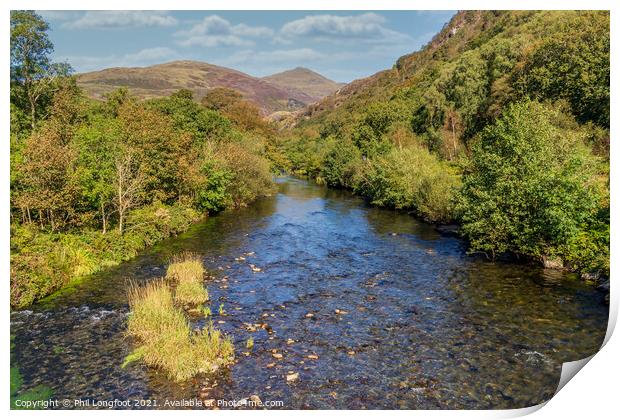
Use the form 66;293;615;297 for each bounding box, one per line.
38;10;455;83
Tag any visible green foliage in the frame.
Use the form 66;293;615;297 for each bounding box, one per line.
517;11;609;126
10;203;200;308
352;103;401;158
355;146;461;222
457;101;604;264
321;138;361;188
146;90;234;145
10;365;53;409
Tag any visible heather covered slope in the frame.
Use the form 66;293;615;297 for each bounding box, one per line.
76;60;320;114
261;67;344;102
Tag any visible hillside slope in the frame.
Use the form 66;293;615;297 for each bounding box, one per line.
261;67;344;102
77;60;321;114
278;10;609;279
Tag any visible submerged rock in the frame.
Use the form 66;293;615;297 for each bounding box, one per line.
542;255;564;269
286;372;299;382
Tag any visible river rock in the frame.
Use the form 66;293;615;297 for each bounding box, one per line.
542;255;564;269
272;353;283;359
596;278;610;293
582;270;602;282
286;372;299;382
435;224;460;236
249;395;262;405
307;354;319;360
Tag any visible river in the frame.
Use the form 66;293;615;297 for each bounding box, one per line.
10;177;609;409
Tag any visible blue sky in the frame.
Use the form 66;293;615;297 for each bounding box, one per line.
38;11;455;82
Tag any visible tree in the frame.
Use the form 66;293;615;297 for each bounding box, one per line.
518;11;610;127
201;87;243;111
113;148;143;234
457;100;601;259
14;82;82;231
11;11;72;130
73;115;120;233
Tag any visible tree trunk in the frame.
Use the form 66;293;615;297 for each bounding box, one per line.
118;211;124;235
101;201;107;234
29;96;36;130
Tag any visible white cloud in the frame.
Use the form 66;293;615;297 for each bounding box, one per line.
37;11;80;21
67;47;177;72
221;48;325;66
279;13;411;44
175;15;273;48
63;11;177;30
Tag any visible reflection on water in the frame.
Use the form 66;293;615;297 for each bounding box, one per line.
10;177;608;409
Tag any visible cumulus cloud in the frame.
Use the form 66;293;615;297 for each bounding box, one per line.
278;13;411;44
221;48;325;66
67;47;177;72
63;11;177;30
175;15;273;47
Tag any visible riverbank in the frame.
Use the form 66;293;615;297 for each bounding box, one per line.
10;202;202;309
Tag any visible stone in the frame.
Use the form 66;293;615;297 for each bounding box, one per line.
286;372;299;382
542;255;564;269
249;395;262;405
307;354;319;360
305;313;314;318
272;353;283;359
286;338;295;345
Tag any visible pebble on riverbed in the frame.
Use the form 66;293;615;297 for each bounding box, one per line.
286;372;299;382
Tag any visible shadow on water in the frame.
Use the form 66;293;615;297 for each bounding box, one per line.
10;177;608;409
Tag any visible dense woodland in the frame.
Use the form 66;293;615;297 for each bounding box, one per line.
10;10;610;309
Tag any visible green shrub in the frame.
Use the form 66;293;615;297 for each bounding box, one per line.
457;100;604;262
321;138;361;188
354;146;461;222
10;203;201;308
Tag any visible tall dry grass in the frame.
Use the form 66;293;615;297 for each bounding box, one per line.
125;279;234;382
165;253;209;305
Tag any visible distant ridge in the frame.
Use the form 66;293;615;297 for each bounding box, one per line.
76;60;342;114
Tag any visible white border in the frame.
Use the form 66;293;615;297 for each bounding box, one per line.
2;1;617;419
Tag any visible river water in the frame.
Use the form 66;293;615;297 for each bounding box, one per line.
10;177;609;409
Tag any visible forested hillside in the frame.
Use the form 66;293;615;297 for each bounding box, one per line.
277;11;610;278
10;12;276;308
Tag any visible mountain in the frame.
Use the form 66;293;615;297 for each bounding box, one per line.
76;60;337;114
261;67;344;102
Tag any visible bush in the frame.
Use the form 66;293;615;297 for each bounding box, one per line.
457;100;604;262
354;146;461;222
321;138;361;188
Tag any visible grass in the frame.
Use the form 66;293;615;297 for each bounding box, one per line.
10;203;201;309
125;279;234;382
165;254;209;305
10;365;53;409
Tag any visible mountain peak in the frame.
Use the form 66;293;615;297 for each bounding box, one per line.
262;68;344;100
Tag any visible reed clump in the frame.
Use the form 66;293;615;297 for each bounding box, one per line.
125;278;234;382
165;253;209;305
